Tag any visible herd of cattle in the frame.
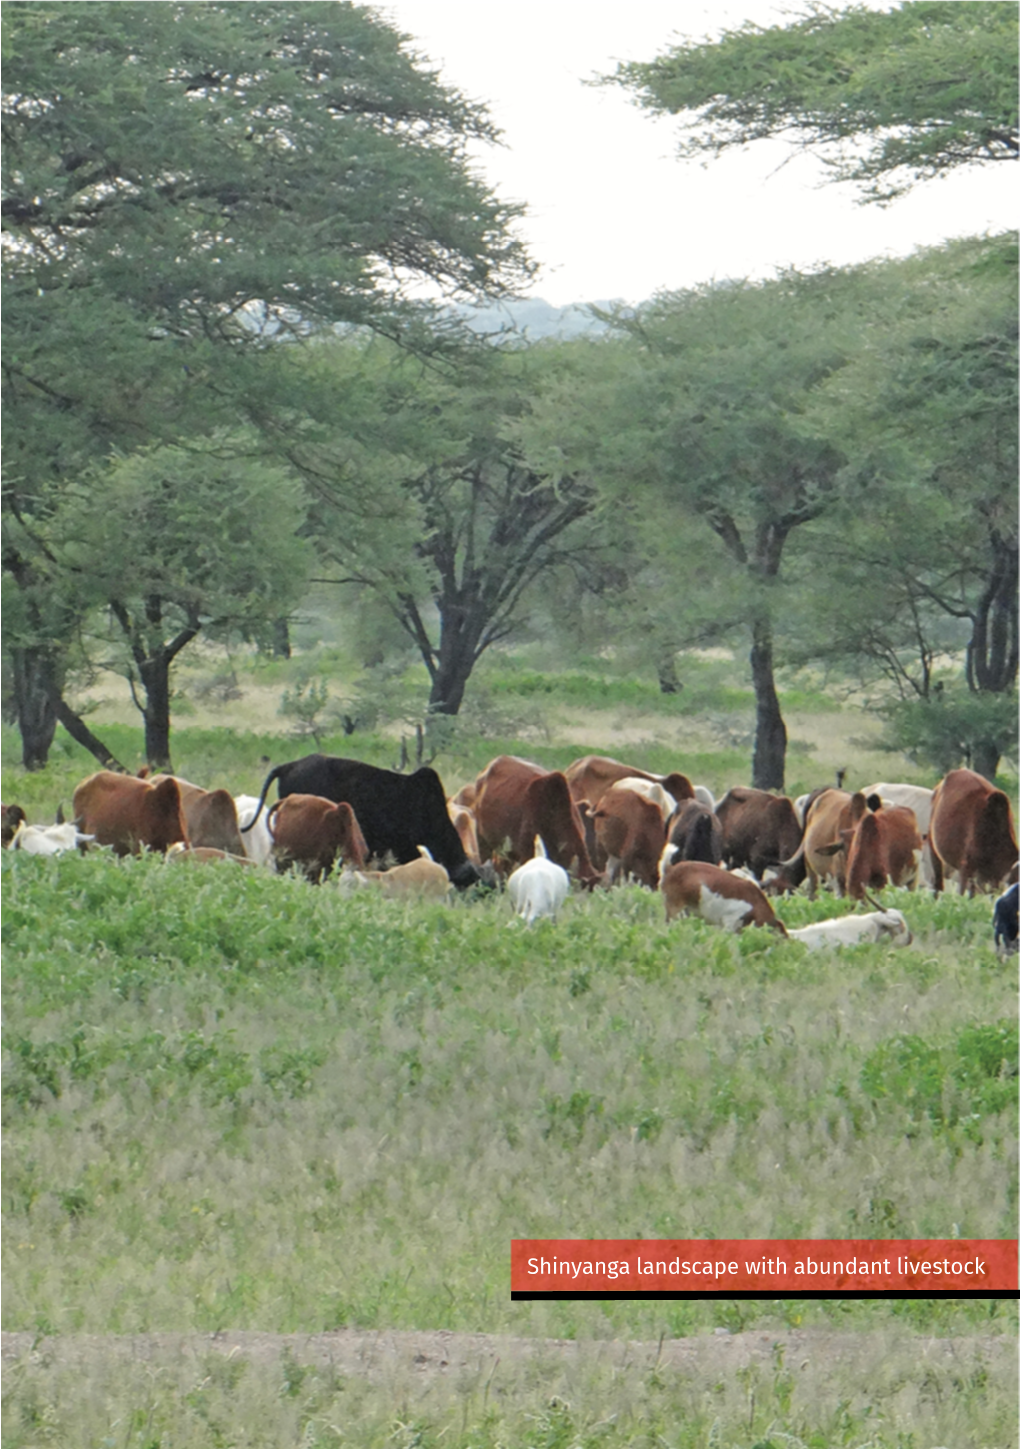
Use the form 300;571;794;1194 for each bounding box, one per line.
3;751;1018;953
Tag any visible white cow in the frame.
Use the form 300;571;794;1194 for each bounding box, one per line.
693;784;716;812
234;794;274;867
507;837;570;925
8;821;94;855
860;783;934;835
786;909;912;951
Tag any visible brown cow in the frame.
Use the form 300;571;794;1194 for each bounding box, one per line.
473;756;601;884
267;793;368;883
447;802;482;866
661;860;787;935
563;756;695;811
715;787;804;890
843;805;923;901
143;774;246;855
72;772;188;855
791;789;878;898
591;785;666;888
928;769;1018;895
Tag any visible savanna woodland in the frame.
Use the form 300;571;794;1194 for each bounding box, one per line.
3;3;1018;1447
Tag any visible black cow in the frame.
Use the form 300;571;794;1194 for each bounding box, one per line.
992;882;1018;954
243;755;481;889
662;798;723;870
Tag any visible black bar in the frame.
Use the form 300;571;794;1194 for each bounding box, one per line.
513;1289;1018;1301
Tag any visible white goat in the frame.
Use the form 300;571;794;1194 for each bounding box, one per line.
8;821;94;856
786;909;912;951
507;837;570;925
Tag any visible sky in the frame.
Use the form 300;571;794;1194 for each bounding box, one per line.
379;0;1017;306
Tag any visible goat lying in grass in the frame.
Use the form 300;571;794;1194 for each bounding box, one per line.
785;909;912;951
347;846;453;899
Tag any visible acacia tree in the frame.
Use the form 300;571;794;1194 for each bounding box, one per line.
519;272;871;790
2;0;531;766
10;439;312;768
793;234;1018;777
604;1;1018;202
260;339;604;716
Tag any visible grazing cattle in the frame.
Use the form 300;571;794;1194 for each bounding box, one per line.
244;755;481;889
787;789;880;898
7;821;94;855
353;846;452;900
715;787;805;891
449;782;477;810
928;768;1018;895
166;845;255;867
590;784;666;888
72;771;188;855
267;793;368;883
506;838;571;925
143;774;246;855
447;802;482;866
992;883;1019;954
613;776;677;819
843;805;924;901
860;783;934;835
234;795;274;867
564;755;695;811
1;804;28;847
661;860;787;935
786;910;912;951
661;797;724;873
473;756;601;885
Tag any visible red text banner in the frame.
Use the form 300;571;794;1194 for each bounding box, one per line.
511;1239;1018;1294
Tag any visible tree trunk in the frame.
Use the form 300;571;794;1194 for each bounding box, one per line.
427;647;472;715
749;616;787;791
657;653;682;694
139;650;174;770
426;601;488;716
49;697;127;773
972;737;1001;783
272;616;292;659
12;646;58;771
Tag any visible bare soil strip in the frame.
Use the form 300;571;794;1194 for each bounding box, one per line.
3;1327;1014;1383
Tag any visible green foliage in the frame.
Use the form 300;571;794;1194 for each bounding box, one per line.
3;0;531;760
860;1020;1018;1139
877;688;1019;777
605;1;1019;202
258;339;605;715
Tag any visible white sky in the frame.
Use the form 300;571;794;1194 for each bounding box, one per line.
379;0;1018;306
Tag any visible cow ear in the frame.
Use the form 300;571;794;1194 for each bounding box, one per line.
55;803;65;825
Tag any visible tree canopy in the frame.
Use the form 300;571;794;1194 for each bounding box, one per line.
603;2;1018;202
3;0;533;766
255;338;603;717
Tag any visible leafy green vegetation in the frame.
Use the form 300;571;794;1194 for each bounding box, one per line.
4;851;1015;1348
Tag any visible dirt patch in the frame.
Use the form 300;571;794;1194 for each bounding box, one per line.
2;1326;1013;1383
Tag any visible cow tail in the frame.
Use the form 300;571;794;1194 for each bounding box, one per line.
242;765;286;833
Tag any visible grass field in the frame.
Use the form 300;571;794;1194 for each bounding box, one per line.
3;649;1017;1446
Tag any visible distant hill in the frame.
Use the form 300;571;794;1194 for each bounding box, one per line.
449;296;624;340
